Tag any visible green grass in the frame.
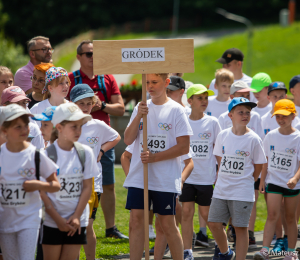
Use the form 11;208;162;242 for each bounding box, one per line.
79;168;268;259
131;22;300;93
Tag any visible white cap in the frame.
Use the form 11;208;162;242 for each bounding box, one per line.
0;104;33;125
51;103;92;126
230;81;255;95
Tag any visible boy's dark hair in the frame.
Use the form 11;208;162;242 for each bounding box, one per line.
1;115;29;129
77;40;93;54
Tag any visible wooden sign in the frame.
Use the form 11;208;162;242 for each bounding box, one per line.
93;39;194;75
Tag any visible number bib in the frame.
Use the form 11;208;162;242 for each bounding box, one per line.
269;151;294;173
56;174;83;201
190;140;209;159
140;134;168;154
219;154;245;176
0;181;29;208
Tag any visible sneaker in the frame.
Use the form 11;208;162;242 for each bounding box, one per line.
184;251;194;260
195;230;209;247
192;232;196;249
271;234;276;246
105;227;129;239
213;245;220;260
149;244;170;256
253;248;269;260
149;245;155;256
219;247;235;260
227;225;235;242
283;236;288;250
249;236;257;249
271;238;285;253
283;251;299;260
149;225;156;239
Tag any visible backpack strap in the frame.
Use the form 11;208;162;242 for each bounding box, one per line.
46;144;58;163
95;75;109;103
72;70;82;85
73;142;86;173
35;149;40;180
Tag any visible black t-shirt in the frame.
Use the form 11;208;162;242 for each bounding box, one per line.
27;93;41;109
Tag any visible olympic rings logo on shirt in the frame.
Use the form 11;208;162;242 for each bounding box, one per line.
285;148;296;155
198;133;211;139
18;168;35;177
73;168;82;174
86;137;99;144
158;123;172;131
235;150;250;157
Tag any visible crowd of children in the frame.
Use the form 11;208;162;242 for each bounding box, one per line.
0;48;300;260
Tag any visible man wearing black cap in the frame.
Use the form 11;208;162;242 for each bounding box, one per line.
209;48;256;102
167;76;191;116
289;75;300;117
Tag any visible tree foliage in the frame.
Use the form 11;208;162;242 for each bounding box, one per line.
2;0;289;48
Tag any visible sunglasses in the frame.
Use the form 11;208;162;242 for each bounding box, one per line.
79;52;93;58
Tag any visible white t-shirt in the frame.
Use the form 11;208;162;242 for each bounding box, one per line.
252;103;272;118
213;128;267;202
0;143;58;233
263;129;300;189
295;105;300;118
184;106;191;117
186;115;221;185
205;96;231;119
43;141;99;228
209;73;256;102
261;111;300;136
29;122;45;149
78;119;119;193
30;99;69;127
123;99;193;193
218;110;264;140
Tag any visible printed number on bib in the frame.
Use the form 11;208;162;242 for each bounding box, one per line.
190;140;209;159
269;151;293;173
0;181;29;207
140;134;168;154
56;174;83;201
219;154;245;176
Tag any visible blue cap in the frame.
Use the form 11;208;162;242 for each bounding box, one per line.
289;75;300;91
70;84;94;103
32;106;57;121
228;97;257;112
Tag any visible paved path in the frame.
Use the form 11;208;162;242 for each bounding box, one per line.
110;230;300;259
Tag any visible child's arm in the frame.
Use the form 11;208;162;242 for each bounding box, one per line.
140;136;190;163
67;178;92;236
121;151;132;177
124;101;148;145
287;164;300;189
40;191;76;234
23;173;61;193
215;156;222;184
253;164;263;181
181;158;194;190
97;134;121;162
259;159;268;193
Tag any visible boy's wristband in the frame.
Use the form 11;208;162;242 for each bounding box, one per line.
100;149;105;155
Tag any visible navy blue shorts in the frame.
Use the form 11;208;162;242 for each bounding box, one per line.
100;147;115;185
126;187;177;215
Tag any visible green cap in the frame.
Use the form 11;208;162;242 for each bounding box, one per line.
251;72;272;93
187;84;214;99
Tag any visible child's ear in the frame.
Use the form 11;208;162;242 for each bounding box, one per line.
165;78;170;87
267;95;271;101
228;111;233;119
180;89;184;96
187;98;193;105
230;94;234;99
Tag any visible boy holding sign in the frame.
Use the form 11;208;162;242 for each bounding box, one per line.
124;73;193;260
180;84;221;260
254;99;300;260
208;97;266;260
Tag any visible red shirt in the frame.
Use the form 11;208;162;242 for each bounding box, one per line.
68;70;121;126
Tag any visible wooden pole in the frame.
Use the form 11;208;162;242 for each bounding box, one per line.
142;74;149;260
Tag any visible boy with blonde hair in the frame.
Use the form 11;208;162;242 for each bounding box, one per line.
124;73;193;260
205;68;233;119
